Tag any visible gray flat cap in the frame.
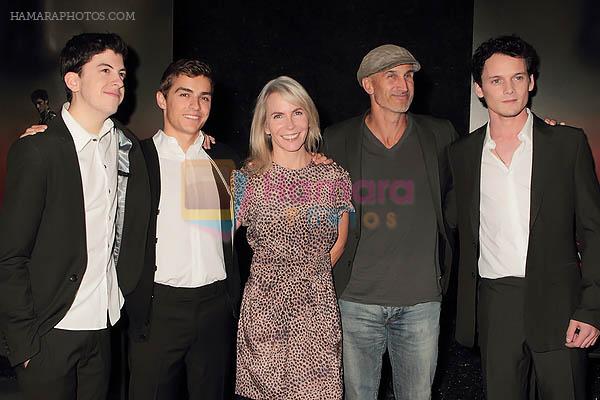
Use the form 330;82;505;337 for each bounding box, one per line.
357;44;421;84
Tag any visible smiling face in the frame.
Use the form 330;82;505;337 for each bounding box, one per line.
475;53;534;119
157;74;212;141
364;64;415;114
265;92;309;158
65;49;126;121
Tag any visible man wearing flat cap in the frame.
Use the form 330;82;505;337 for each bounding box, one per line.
322;44;457;399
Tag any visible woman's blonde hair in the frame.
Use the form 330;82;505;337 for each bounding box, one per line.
245;76;321;174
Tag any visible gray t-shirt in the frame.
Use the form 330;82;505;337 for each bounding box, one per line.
341;117;441;306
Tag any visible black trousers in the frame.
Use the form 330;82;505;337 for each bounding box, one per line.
128;281;235;400
15;328;111;400
478;277;587;400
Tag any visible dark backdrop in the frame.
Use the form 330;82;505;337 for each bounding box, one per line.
173;0;475;160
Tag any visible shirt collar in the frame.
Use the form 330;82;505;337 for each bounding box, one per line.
61;102;115;153
484;108;533;149
153;129;206;159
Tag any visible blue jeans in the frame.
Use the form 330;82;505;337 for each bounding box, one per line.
339;299;441;400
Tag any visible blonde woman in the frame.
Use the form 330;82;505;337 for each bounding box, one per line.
232;76;354;400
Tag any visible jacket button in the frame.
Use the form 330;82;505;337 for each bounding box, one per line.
156;209;160;215
69;274;78;282
471;272;477;279
155;238;158;244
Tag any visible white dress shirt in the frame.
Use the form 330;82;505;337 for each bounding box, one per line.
56;103;123;330
153;130;227;287
478;109;533;279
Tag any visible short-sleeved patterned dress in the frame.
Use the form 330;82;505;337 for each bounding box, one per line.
232;161;354;400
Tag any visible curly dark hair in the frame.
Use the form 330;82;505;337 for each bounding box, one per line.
59;33;128;102
472;35;539;85
158;59;214;97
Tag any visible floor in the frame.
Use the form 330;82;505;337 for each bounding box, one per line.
2;321;600;399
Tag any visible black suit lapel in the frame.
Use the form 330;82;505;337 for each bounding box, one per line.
114;130;150;293
205;149;241;314
56;117;87;249
209;157;235;241
140;139;161;212
346;115;365;219
530;116;554;229
469;126;486;240
413;116;444;236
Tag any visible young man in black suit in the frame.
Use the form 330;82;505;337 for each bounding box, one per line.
0;33;149;400
449;35;600;399
125;59;241;400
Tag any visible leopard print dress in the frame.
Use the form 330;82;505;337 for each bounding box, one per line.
232;161;354;400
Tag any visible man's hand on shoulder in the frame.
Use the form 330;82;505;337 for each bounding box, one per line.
20;125;47;138
311;152;333;165
202;132;216;150
543;118;566;127
565;319;600;348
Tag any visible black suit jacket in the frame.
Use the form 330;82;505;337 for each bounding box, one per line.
449;115;600;351
0;115;150;366
322;112;458;297
125;138;242;341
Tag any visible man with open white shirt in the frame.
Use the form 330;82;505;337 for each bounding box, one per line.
55;103;123;331
0;33;149;400
126;59;241;400
478;111;532;280
449;35;600;399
